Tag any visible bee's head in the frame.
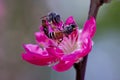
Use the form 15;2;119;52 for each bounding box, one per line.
70;24;76;29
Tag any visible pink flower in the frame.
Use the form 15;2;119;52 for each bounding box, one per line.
22;16;96;72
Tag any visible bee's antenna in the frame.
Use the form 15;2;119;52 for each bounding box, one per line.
40;15;47;19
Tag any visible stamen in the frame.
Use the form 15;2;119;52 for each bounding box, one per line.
59;32;81;54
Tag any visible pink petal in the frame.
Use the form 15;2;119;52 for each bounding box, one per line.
39;25;43;32
23;44;42;54
35;32;48;42
35;32;56;47
22;44;57;66
46;47;64;59
65;16;76;25
52;58;75;72
22;52;56;66
52;53;78;72
81;38;92;55
77;38;92;58
81;17;96;38
60;50;82;63
62;53;78;61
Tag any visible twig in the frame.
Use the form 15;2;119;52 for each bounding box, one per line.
74;0;111;80
88;0;111;19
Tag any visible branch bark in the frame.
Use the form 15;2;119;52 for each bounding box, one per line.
74;0;111;80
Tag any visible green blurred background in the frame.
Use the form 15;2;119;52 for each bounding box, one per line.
0;0;120;80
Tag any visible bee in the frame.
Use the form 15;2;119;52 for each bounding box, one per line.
62;24;76;36
45;24;76;40
41;18;63;40
41;12;76;43
41;19;63;43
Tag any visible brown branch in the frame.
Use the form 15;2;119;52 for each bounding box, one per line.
74;56;88;80
74;0;111;80
88;0;111;19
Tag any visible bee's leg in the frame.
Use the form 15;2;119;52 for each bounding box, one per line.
57;27;62;31
62;24;65;29
57;38;63;45
43;27;49;37
64;34;69;38
51;23;57;31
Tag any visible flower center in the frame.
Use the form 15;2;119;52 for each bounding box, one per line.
58;33;81;54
